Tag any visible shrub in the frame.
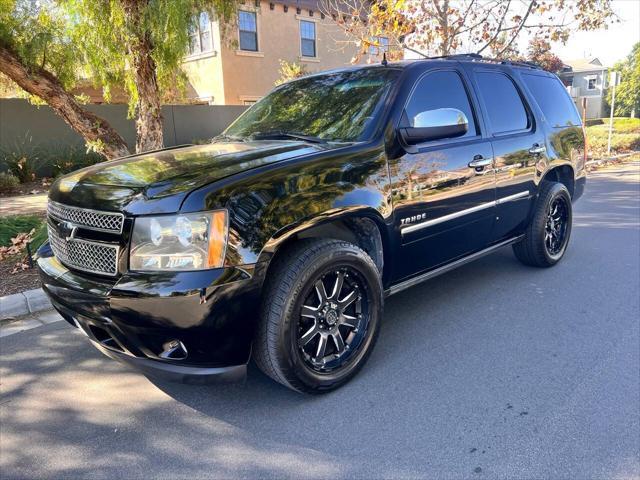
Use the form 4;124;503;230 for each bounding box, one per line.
586;126;640;156
0;172;20;193
588;117;640;133
51;147;103;177
0;133;47;183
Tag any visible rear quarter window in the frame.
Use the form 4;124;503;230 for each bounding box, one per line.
522;73;582;128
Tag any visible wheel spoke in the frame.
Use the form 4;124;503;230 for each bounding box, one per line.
315;333;328;359
340;313;357;328
331;331;345;352
331;271;345;300
339;289;357;309
299;325;319;346
315;280;328;303
301;305;320;320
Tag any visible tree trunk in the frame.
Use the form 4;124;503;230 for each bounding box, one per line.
122;0;164;154
0;44;130;160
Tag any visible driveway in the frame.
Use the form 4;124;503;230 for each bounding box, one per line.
1;162;639;479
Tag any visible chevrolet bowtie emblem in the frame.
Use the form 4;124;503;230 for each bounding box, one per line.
60;221;79;241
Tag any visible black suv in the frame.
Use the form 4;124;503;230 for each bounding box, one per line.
38;56;586;393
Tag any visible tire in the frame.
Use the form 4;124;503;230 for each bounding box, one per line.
254;238;383;393
513;181;572;268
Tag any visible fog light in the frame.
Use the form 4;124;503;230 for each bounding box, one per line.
159;339;188;360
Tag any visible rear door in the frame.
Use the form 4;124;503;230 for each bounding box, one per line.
466;67;547;241
389;68;496;280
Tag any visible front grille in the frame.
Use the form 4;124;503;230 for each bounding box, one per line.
47;221;120;277
48;200;124;233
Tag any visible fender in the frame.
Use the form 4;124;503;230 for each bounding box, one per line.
181;142;394;270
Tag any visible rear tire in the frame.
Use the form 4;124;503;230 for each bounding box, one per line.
513;181;572;267
254;238;383;393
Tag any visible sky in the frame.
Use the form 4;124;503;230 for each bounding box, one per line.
552;0;640;66
404;0;640;66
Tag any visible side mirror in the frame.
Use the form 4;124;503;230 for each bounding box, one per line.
399;108;469;145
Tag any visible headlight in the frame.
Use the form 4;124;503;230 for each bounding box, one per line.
130;210;228;271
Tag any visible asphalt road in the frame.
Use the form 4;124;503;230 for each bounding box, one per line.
1;162;639;479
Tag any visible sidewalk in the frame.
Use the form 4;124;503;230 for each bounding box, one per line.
0;193;48;217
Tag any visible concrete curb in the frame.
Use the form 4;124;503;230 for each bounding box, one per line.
0;288;52;321
586;151;638;167
0;310;63;338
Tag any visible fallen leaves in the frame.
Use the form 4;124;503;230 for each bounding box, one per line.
0;229;35;274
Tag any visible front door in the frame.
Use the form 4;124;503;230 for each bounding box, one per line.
389;68;496;281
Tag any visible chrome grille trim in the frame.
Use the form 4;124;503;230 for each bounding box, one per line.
47;223;120;276
48;200;124;234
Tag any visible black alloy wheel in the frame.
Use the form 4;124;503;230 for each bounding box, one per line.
513;181;573;267
544;195;570;258
254;238;383;393
296;267;370;372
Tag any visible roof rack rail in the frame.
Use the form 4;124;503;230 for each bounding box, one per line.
428;53;483;61
498;59;542;70
424;53;542;70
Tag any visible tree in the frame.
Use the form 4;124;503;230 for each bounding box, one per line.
323;0;616;61
1;0;238;159
609;43;640;117
62;0;237;154
0;0;130;159
275;60;310;86
61;0;237;153
526;36;563;73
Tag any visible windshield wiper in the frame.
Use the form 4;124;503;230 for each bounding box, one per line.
249;130;328;144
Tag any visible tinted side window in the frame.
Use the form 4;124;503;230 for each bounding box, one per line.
476;72;529;134
405;70;477;138
523;73;582;128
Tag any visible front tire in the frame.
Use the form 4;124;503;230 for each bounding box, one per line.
513;181;572;267
254;238;383;393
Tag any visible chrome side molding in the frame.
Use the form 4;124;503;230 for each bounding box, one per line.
401;190;529;235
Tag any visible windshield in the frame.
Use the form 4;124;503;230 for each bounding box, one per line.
223;68;400;143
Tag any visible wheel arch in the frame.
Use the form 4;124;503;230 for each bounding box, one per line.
540;164;575;198
258;208;391;287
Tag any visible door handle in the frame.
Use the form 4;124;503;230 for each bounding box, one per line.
468;155;493;168
529;144;546;155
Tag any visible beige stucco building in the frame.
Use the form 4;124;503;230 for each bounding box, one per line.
181;0;374;105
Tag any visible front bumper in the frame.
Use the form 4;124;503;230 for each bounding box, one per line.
37;244;263;383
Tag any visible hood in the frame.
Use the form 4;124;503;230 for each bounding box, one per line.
49;140;328;215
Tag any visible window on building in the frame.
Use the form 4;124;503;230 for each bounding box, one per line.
404;70;478;138
300;20;316;57
369;36;389;56
188;12;213;56
587;77;597;90
475;72;529;134
239;11;258;51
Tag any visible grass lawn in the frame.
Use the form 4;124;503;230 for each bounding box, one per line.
0;215;47;297
586;117;640;157
0;215;47;250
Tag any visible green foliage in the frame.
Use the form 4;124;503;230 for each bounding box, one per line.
62;0;237;116
609;43;640;117
275;60;309;86
0;172;20;193
587;117;640;133
0;133;48;182
0;215;44;247
0;0;78;91
586;124;640;156
51;147;103;177
0;133;104;180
